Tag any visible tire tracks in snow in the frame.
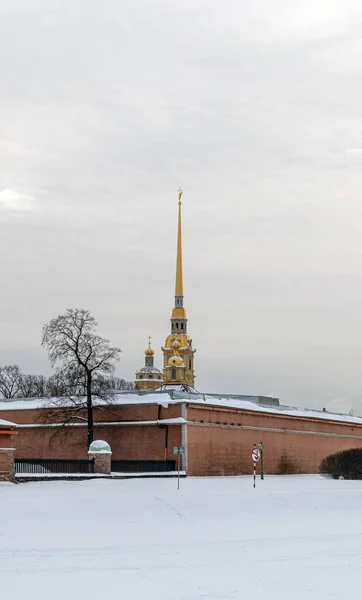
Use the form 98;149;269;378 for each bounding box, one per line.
153;496;189;522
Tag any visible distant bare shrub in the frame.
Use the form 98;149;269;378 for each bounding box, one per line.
320;448;362;480
277;452;297;475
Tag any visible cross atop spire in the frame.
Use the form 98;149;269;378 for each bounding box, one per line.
177;187;183;205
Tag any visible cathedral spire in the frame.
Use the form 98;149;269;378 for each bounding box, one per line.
161;188;196;388
175;188;183;299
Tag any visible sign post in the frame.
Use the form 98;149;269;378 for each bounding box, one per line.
174;445;184;490
258;441;264;480
251;445;260;488
177;453;180;489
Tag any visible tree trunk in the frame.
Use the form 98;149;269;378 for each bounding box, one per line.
86;372;94;448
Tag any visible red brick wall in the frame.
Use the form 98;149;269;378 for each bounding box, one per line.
0;431;16;477
0;402;183;460
0;408;42;424
186;404;362;476
0;431;14;450
0;453;10;473
3;400;362;476
187;404;361;436
2;401;183;461
15;423;183;461
0;402;182;426
16;427;87;459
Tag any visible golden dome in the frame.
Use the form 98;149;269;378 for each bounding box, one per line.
167;338;185;367
145;336;155;357
168;354;185;367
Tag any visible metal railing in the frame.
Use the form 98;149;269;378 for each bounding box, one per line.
15;458;94;475
15;458;177;475
111;460;176;473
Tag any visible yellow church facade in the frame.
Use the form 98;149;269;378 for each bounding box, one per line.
135;190;196;391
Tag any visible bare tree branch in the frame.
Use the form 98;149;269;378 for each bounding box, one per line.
0;365;23;398
41;308;122;447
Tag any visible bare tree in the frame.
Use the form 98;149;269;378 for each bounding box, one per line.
44;373;134;398
0;365;23;398
41;308;121;446
32;375;48;397
45;369;82;398
19;374;47;398
105;376;135;391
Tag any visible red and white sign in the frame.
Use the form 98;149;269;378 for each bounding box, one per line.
251;449;260;462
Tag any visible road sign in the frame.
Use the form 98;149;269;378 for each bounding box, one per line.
251;448;260;462
258;441;264;480
173;446;184;489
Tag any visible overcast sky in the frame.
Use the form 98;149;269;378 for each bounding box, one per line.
1;0;362;410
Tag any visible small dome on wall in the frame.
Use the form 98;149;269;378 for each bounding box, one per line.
88;440;112;454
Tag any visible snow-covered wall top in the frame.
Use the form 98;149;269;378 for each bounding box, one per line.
0;417;16;428
0;393;361;427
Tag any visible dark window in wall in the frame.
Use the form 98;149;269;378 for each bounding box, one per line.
181;323;184;330
189;359;192;369
171;367;176;380
149;374;153;379
175;323;179;329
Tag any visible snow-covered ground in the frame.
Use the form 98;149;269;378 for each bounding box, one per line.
1;475;361;599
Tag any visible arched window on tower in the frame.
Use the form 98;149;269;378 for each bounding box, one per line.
171;367;176;380
175;323;179;329
181;323;184;330
189;359;192;370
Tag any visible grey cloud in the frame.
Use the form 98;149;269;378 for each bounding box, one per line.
0;1;362;409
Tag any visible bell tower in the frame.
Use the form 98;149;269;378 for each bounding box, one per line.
162;190;196;386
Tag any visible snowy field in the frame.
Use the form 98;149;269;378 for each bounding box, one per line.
1;476;361;600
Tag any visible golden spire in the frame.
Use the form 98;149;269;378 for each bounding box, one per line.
175;188;183;297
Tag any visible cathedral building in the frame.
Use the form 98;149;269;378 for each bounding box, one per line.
135;190;196;390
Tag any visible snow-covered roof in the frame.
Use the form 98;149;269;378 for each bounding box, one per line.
0;394;173;411
136;366;162;374
325;398;353;415
193;395;362;425
155;384;197;393
1;392;362;426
